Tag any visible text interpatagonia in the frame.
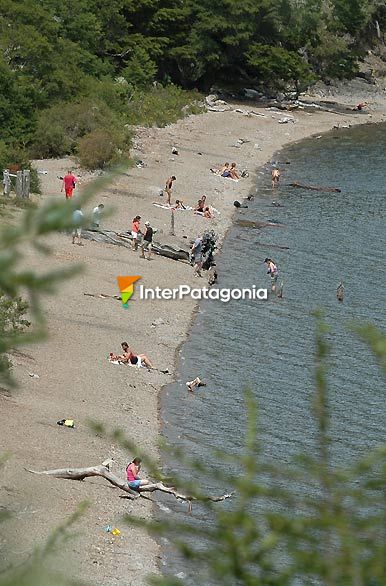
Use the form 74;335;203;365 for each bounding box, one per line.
139;284;268;303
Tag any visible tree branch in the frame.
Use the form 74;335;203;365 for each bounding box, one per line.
26;462;234;510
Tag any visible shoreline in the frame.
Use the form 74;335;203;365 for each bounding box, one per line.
1;96;386;585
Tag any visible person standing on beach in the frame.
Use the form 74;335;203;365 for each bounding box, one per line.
72;206;84;245
131;215;141;251
92;203;104;228
61;170;77;199
165;175;176;206
126;457;150;491
264;258;278;292
191;235;203;277
271;168;280;188
140;221;153;260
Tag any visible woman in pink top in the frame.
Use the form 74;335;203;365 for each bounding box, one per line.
126;457;150;491
131;215;141;251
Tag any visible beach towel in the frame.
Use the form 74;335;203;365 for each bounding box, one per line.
152;202;193;211
108;355;143;368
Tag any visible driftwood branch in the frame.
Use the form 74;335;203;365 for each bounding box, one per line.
26;462;234;510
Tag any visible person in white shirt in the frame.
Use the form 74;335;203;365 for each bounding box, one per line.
92;203;104;228
72;207;84;245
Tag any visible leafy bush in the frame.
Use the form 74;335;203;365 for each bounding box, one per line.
121;47;158;89
246;44;316;94
77;128;130;170
126;85;204;127
31;98;127;159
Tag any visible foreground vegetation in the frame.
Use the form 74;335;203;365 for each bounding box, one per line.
0;0;385;171
0;186;385;584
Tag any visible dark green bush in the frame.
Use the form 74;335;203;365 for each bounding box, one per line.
31;98;127;159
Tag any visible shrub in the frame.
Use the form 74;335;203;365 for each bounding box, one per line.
126;85;204;127
77;128;130;170
31;98;127;159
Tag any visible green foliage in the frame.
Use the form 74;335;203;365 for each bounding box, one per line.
0;501;89;586
31;98;132;168
121;47;158;89
126;85;204;128
246;44;316;93
0;259;35;386
109;316;386;586
1;0;380;167
77;128;130;170
0;172;115;387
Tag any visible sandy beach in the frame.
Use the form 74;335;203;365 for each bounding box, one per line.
1;92;386;585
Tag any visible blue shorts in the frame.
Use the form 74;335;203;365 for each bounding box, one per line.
128;480;141;490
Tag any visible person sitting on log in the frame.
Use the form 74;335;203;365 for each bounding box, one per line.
126;457;150;491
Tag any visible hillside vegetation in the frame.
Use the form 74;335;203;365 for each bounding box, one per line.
1;0;385;168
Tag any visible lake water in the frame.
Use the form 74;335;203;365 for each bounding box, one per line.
159;123;386;583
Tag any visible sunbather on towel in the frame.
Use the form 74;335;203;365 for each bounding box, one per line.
111;342;154;369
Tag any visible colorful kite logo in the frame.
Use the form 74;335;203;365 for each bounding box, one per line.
117;276;141;308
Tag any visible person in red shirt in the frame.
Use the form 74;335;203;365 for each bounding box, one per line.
61;170;77;199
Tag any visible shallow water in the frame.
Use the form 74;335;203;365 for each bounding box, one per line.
160;123;386;583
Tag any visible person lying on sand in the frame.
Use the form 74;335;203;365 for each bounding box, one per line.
111;341;154;369
173;199;186;210
126;457;150;491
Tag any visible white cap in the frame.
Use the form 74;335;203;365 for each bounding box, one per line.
145;221;150;226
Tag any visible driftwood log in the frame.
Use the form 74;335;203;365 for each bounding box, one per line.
289;181;341;193
82;229;190;261
26;461;233;512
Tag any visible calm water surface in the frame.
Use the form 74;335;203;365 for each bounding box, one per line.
159;123;386;583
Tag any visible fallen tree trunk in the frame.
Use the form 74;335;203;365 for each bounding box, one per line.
26;461;233;511
82;229;190;261
289;181;341;193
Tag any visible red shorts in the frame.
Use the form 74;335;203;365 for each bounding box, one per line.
65;188;74;198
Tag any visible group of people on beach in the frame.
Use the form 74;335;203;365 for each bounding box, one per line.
210;162;241;180
130;215;154;260
61;170;105;245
